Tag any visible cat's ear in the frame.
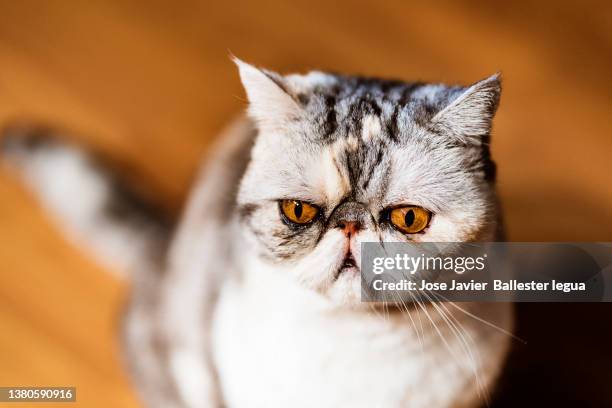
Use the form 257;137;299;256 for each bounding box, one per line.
429;73;501;144
233;57;301;127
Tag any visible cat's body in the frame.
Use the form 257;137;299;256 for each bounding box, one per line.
2;60;513;407
212;256;511;408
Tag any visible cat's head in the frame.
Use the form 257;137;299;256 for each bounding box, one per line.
234;59;501;306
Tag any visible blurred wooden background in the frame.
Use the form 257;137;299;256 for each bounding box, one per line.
0;1;610;407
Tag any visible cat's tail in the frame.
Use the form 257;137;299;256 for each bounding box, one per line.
0;125;172;278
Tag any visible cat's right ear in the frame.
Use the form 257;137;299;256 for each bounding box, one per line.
429;73;501;145
233;57;302;128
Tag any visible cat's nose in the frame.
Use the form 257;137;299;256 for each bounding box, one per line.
336;220;361;237
329;201;370;236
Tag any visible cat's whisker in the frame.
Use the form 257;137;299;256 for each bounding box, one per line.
421;290;475;375
391;291;423;351
366;300;382;320
412;292;464;377
436;294;524;344
405;291;425;352
426;290;491;406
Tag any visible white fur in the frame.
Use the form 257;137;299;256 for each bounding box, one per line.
212;249;512;408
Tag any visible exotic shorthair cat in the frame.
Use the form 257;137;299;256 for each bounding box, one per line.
1;59;513;407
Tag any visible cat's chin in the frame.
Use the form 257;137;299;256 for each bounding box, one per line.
325;265;365;308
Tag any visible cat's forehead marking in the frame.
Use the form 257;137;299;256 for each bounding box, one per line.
361;115;381;142
302;78;453;206
316;132;390;207
345;133;359;151
320;138;353;204
307;76;434;146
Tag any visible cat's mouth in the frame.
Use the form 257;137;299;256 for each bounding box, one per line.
335;252;359;279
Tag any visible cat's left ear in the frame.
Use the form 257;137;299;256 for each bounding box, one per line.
429;73;501;144
233;57;301;128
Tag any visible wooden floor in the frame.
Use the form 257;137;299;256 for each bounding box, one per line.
0;1;610;407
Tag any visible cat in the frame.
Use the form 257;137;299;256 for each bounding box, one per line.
1;58;513;407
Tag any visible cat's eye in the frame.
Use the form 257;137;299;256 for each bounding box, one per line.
280;200;319;225
389;206;431;234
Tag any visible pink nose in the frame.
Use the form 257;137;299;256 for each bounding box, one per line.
337;221;359;237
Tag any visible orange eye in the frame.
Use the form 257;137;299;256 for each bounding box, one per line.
280;200;319;224
389;206;431;234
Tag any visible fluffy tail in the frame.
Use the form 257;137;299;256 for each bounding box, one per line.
1;125;172;278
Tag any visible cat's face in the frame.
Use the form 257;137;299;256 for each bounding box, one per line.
235;59;501;306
